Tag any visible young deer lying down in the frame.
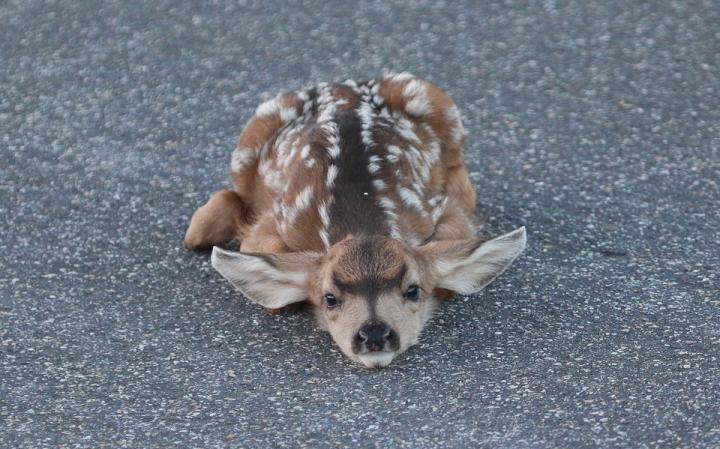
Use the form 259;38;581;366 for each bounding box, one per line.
185;73;526;368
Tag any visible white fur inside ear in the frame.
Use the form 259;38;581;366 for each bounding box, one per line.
436;226;527;294
211;247;309;309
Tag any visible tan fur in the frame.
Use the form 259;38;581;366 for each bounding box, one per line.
184;190;248;249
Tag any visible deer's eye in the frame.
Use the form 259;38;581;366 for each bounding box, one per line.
325;294;339;308
405;285;420;301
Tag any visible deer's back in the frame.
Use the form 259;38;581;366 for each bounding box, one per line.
230;74;476;252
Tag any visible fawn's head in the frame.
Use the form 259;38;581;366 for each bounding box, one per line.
211;227;526;368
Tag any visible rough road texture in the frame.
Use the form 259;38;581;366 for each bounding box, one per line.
1;1;718;447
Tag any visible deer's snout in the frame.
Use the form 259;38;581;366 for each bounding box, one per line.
354;321;399;353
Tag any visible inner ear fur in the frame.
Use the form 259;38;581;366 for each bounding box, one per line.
417;227;527;295
211;247;323;309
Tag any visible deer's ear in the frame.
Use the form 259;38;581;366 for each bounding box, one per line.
418;227;527;295
211;248;322;309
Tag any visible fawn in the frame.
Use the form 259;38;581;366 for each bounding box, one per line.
185;73;526;368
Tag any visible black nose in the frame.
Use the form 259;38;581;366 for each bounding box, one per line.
357;322;394;352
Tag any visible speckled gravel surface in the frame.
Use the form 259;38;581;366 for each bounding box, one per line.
2;0;718;447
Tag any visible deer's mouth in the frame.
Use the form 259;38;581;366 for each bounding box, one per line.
357;351;396;368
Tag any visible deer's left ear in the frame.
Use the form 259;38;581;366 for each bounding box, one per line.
211;248;322;309
418;227;527;295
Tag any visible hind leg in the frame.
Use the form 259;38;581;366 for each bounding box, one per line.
184;190;248;250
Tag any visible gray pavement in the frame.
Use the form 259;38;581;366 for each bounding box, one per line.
1;0;718;447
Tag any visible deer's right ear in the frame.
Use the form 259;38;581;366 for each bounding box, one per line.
211;248;322;309
418;227;527;295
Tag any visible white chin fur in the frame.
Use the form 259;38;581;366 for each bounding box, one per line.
358;352;395;368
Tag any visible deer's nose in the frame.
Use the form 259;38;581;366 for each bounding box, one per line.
356;322;394;352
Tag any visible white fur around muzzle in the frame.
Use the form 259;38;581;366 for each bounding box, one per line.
357;352;396;368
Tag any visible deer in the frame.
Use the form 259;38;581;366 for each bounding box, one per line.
184;73;526;368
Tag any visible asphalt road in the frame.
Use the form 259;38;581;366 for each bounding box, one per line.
1;0;718;447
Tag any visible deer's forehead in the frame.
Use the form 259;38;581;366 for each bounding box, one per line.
326;238;410;294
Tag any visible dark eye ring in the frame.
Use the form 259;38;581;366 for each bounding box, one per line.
325;294;339;308
405;285;420;301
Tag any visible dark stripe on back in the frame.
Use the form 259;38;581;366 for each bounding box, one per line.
328;110;390;243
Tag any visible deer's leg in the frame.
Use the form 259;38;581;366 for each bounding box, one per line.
445;164;476;215
431;163;478;242
184;190;248;250
432;196;476;242
239;213;288;254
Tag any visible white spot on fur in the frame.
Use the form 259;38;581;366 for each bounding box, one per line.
387;145;403;156
280;107;298;123
255;98;280;118
319;201;331;228
368;155;382;174
389;225;401;239
322;121;341;159
362;130;374;147
427;135;442;162
281;186;314;228
398;187;426;214
403;80;432;116
231;147;256;173
326;165;339;188
431;196;449;224
295;186;314;213
272;199;282;216
280;142;299;170
377;197;395;210
327;143;341;159
408;146;422;165
372;179;387;191
417;163;430;185
386;72;415;82
445;105;465;142
319;228;331;250
275;129;293;160
405;234;421;248
396;118;421;143
377;199;401;239
428;194;444;207
357;87;377;149
260;159;283;193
